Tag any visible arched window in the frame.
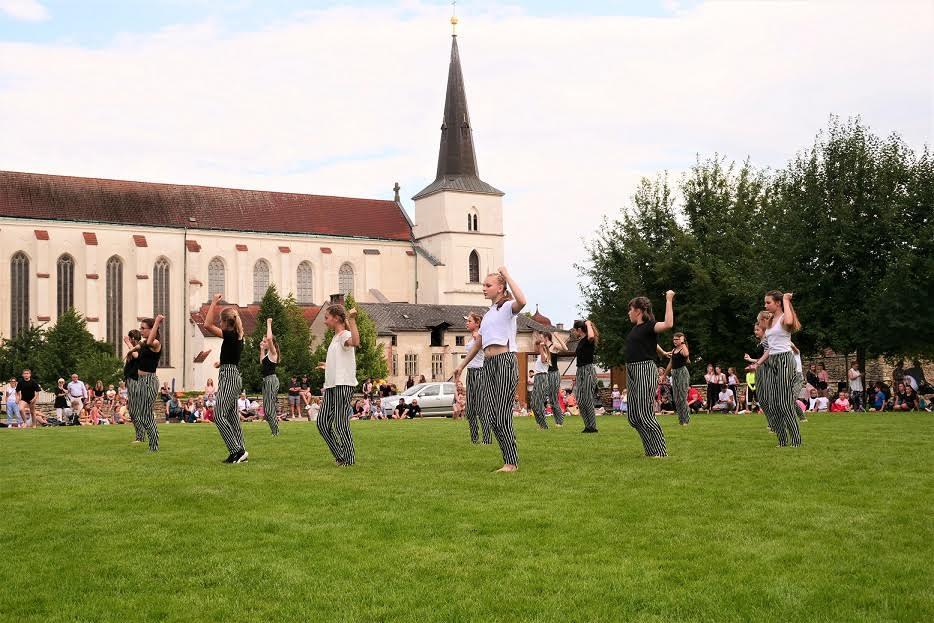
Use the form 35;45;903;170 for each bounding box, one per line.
10;251;29;337
338;263;354;296
153;257;170;367
208;256;225;300
468;250;480;283
467;214;473;231
467;208;478;232
296;261;314;304
105;255;124;354
473;214;478;231
253;259;270;303
56;253;75;318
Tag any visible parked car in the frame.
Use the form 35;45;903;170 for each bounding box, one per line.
381;382;456;417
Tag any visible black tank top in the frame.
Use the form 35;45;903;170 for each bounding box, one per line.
220;330;243;365
261;355;277;377
549;351;559;372
138;344;160;373
671;350;687;369
124;355;139;380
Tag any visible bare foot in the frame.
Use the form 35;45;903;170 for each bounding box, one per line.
495;464;518;473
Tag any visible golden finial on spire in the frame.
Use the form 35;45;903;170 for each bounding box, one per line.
450;0;459;35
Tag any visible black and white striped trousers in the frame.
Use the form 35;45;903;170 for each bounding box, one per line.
575;363;597;430
262;374;280;436
626;360;667;457
129;373;159;452
671;366;691;425
531;373;549;429
760;352;802;447
756;362;776;431
465;368;491;444
547;370;565;425
792;371;806;420
482;352;519;466
126;377;145;442
317;385;355;465
214;364;246;454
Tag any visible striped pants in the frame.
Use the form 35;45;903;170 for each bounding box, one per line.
792;371;806;420
129;374;159;452
126;377;145;442
575;363;597;430
756;363;777;432
214;364;246;454
671;366;691;425
548;370;565;425
317;385;355;465
483;352;519;466
262;374;280;436
465;368;491;444
626;360;667;457
760;352;802;447
531;373;549;429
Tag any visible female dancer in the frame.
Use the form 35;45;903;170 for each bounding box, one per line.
746;313;774;432
122;329;144;443
704;364;718;413
544;332;565;427
625;292;674;457
259;317;281;436
530;335;551;430
131;317;163;451
791;343;807;421
203;293;249;463
747;292;802;447
461;312;490;444
571;319;600;433
454;266;527;472
664;332;691;426
317;303;360;466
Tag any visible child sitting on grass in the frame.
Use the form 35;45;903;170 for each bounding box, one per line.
831;391;851;412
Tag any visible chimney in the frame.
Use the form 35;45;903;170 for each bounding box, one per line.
329;293;345;305
556;323;564;330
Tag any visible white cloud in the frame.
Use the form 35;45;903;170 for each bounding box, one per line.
0;0;49;22
0;1;931;323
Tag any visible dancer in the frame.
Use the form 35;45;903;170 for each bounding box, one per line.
455;266;527;472
747;291;802;447
664;332;691;426
203;293;248;463
571;319;600;433
625;292;674;457
131;317;163;451
791;343;807;421
544;332;566;427
316;303;360;466
745;313;775;432
460;312;490;444
530;335;550;430
259;318;281;436
122;329;144;443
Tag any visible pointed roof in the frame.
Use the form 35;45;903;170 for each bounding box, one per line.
413;35;503;201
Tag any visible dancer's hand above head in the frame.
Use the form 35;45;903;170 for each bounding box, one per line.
784;292;793;300
666;290;675;300
155;314;165;323
497;265;509;277
348;307;358;320
212;293;223;304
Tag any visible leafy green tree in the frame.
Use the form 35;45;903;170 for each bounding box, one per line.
76;351;122;388
0;325;46;381
308;296;387;393
36;309;117;385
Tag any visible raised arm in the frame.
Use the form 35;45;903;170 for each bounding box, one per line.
585;320;597;342
147;315;164;349
203;293;224;338
782;292;799;331
656;344;671;359
344;308;360;348
655;290;675;333
498;266;527;314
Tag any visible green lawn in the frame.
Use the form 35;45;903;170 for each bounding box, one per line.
2;413;932;622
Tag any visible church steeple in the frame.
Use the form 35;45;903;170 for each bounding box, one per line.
413;33;503;201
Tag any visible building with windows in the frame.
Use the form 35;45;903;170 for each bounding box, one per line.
0;32;508;389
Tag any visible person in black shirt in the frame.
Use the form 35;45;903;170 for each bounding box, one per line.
572;319;600;432
123;329;146;442
663;332;692;425
625;292;675;457
288;376;301;419
393;399;407;419
405;399;422;419
259;318;281;436
204;292;248;463
16;369;42;428
131;316;165;451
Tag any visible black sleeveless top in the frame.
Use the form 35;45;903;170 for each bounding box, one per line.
124;355;139;380
625;320;658;363
671;349;688;370
549;351;559;372
576;338;595;366
138;343;160;373
219;330;243;365
261;355;277;377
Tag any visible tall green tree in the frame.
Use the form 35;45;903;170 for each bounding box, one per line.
308;296;387;393
36;309;120;385
0;325;46;381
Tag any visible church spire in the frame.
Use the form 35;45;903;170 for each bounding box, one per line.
413;28;503;201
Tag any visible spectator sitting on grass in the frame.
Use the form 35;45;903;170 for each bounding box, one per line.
105;384;116;409
687;386;703;413
808;389;829;412
306;396;320;422
711;384;735;412
165;394;184;421
236;392;252;421
115;397;129;424
405;399;423;419
90;399;109;425
894;383;919;411
392;398;406;419
831;391;851;412
868;383;887;412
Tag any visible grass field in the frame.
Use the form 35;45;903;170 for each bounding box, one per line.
2;413;932;622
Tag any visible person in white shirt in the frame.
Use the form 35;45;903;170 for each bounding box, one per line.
808;389;829;412
712;385;735;412
67;374;88;412
316;304;360;466
5;378;23;427
529;335;552;430
237;393;253;420
848;363;864;411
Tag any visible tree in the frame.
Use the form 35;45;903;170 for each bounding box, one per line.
308;296;387;393
76;351;122;388
0;325;46;381
36;309;119;385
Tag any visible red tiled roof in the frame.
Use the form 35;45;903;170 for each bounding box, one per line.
83;232;98;245
1;171;413;242
190;303;322;337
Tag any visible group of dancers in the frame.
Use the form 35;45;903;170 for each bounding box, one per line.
118;269;803;470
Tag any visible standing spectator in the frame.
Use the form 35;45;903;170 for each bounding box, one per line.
17;369;42;428
405;376;415;390
5;378;23;428
118;380;129;403
806;363;819;395
300;375;310;394
727;367;740;414
817;363;829;398
848;363;864;412
831;391;851;412
288;376;301;419
704;364;718;413
105;384;117;412
53;378;69;422
67;373;88;413
204;379;217;408
611;384;621;413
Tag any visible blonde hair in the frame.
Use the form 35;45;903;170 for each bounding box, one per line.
488;273;514;310
220;307;244;338
465;311;482;325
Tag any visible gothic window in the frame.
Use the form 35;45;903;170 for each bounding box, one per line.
467;214;473;231
468;250;480;283
253;259;270;303
105;256;123;355
338;263;354;296
473;214;478;231
10;251;29;337
153;257;171;367
56;254;75;318
208;257;225;300
296;261;314;304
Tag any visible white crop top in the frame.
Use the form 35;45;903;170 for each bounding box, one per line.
465;337;485;369
533;356;549;374
324;330;357;388
765;314;792;354
478;302;517;350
